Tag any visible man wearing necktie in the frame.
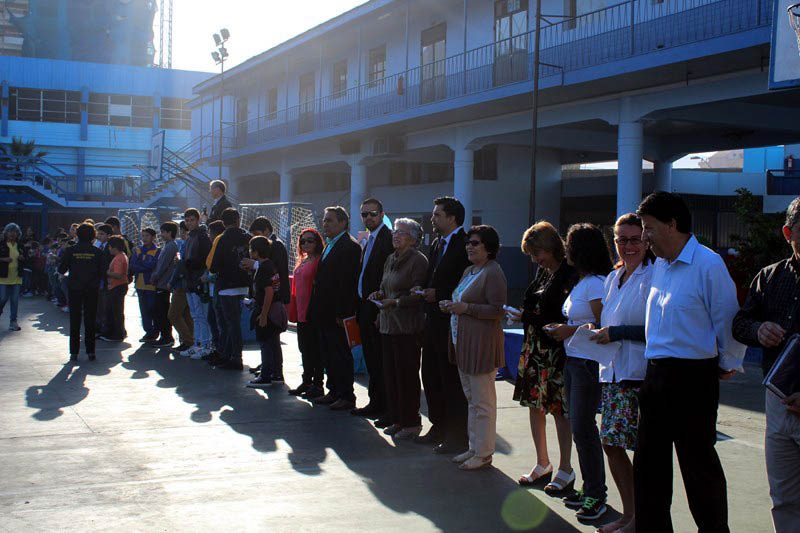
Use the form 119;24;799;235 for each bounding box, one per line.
413;196;471;454
352;198;395;420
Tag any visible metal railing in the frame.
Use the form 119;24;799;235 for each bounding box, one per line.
767;169;800;195
186;0;770;161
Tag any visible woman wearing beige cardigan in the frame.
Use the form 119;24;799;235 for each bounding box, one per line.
440;225;507;470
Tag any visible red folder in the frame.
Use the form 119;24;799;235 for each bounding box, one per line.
343;316;361;348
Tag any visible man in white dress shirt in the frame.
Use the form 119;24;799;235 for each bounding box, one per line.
634;191;745;533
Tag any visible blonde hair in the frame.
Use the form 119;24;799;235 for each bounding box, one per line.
521;221;565;262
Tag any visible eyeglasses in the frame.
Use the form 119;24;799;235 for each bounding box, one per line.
299;238;316;244
361;210;380;218
466;240;483;247
614;237;644;246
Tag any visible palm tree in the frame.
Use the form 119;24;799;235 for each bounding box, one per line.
0;137;48;181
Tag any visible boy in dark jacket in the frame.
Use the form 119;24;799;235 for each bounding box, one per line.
129;228;160;342
181;208;213;358
208;208;251;370
58;223;103;362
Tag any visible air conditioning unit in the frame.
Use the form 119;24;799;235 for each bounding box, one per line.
372;136;405;157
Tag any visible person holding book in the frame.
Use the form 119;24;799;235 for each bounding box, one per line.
733;196;800;532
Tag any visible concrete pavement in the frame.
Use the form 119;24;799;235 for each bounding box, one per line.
0;294;773;531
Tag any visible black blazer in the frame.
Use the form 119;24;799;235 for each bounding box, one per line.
359;224;394;300
208;195;233;223
308;232;361;326
424;228;471;322
268;234;291;305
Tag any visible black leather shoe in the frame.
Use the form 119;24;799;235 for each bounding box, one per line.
414;428;443;445
434;442;469;455
350;405;379;418
249;364;262;375
289;383;311;396
374;417;392;429
302;387;324;400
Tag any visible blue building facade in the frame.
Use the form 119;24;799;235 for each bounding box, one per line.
0;56;211;234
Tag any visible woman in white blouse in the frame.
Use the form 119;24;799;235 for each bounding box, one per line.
545;223;613;521
590;213;655;533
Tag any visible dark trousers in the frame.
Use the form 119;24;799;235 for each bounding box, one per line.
359;300;385;412
319;322;355;402
96;288;109;335
154;289;173;341
564;357;607;500
218;294;243;362
382;333;422;428
258;329;280;378
297;321;324;388
208;296;220;349
68;288;98;355
634;357;728;533
421;316;468;445
137;289;157;337
107;285;127;339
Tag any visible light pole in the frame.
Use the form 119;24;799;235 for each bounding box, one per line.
211;28;230;181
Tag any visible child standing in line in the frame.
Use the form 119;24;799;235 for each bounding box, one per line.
101;236;129;342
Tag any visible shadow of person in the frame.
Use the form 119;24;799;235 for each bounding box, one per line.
25;352;122;421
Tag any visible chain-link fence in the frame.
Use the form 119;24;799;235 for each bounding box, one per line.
239;202;318;261
118;208;162;247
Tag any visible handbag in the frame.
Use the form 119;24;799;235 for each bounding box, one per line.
267;300;288;333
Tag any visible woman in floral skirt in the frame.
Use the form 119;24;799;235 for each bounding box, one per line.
511;221;579;494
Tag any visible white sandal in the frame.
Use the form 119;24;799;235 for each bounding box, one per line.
518;463;553;486
544;469;575;495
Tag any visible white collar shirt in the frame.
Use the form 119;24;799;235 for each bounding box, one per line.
644;235;746;371
599;262;653;382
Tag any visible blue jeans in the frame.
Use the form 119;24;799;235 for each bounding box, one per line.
258;331;280;378
218;294;243;362
187;292;211;347
564;357;607;500
137;289;157;336
0;283;20;322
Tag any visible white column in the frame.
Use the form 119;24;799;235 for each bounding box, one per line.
654;160;673;192
453;148;474;226
534;148;562;228
279;171;293;202
350;162;367;233
617;121;644;218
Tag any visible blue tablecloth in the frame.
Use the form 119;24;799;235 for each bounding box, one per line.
497;328;524;381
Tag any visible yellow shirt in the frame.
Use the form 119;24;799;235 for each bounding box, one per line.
0;242;21;285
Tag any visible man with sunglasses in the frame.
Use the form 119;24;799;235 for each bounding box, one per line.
352;198;395;421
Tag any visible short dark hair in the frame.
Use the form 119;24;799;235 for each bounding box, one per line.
249;216;273;235
76;223;96;243
179;220;187;231
108;236;125;251
636;191;692;234
142;227;157;237
221;207;240;227
786;197;800;229
208;220;225;238
160;221;178;239
184;208;200;220
434;196;465;226
249;235;272;258
361;198;384;212
614;213;656;266
210;179;226;194
565;223;613;277
96;223;113;236
324;206;349;227
467;225;501;260
105;216;121;228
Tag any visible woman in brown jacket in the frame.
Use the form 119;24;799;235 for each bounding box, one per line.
441;225;507;470
369;218;429;440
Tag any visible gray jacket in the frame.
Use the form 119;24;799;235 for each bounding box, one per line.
150;240;178;291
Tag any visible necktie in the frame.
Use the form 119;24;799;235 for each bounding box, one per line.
435;238;446;267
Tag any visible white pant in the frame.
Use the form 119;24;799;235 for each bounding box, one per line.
186;292;211;347
458;368;497;459
766;389;800;532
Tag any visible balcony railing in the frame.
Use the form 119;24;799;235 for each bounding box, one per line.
193;0;771;161
767;169;800;195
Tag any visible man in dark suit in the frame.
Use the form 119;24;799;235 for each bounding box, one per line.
352;198;394;420
206;180;233;223
307;206;361;411
241;216;291;381
414;196;471;454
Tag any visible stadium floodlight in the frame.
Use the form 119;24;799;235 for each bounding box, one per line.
213;33;222;47
220;28;230;41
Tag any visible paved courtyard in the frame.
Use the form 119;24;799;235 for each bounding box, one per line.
0;294;773;531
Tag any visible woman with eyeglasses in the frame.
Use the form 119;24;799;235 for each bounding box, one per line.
588;213;654;533
368;218;428;439
288;228;325;399
545;223;612;521
440;225;507;470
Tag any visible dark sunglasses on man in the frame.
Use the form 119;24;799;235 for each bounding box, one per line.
360;210;380;218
